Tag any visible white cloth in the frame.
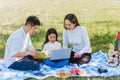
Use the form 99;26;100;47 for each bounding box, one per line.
43;41;61;51
63;26;91;54
4;26;34;67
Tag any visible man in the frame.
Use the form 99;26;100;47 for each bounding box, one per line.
4;15;41;70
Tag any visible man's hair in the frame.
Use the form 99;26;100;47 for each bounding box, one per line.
25;15;40;26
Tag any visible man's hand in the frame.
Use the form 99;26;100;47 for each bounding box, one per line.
28;49;38;56
28;49;43;59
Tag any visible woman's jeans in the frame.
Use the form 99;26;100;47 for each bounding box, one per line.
8;55;42;71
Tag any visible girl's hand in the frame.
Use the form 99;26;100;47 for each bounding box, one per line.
74;52;82;58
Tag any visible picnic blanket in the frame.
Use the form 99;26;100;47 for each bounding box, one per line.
0;50;120;80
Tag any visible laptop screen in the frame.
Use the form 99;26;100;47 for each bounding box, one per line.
49;48;71;60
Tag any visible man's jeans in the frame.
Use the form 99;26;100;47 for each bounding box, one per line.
8;55;42;71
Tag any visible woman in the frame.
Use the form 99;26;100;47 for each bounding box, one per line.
63;13;91;64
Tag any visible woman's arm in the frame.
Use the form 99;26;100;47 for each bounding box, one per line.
80;27;91;53
74;27;91;58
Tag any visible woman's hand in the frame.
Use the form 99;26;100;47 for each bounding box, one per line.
74;52;82;58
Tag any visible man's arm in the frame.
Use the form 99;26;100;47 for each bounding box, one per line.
13;48;38;58
9;35;37;58
12;52;28;58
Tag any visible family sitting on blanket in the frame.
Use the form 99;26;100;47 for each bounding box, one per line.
4;14;91;71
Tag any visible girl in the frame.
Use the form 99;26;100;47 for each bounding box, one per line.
42;28;68;68
63;13;91;64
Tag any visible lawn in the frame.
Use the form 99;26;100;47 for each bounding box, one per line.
0;0;120;80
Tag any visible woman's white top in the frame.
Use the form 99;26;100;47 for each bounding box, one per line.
63;26;91;54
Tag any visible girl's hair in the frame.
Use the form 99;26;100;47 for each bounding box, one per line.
64;13;80;29
42;28;58;49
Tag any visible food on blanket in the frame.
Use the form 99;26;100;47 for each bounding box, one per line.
75;69;85;75
70;68;85;75
33;51;48;59
57;70;70;78
70;68;76;75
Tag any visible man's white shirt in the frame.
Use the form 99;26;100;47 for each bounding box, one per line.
4;26;33;67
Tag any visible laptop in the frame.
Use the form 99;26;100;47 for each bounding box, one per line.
49;48;71;60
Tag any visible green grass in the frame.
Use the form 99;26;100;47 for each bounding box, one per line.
0;0;120;80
